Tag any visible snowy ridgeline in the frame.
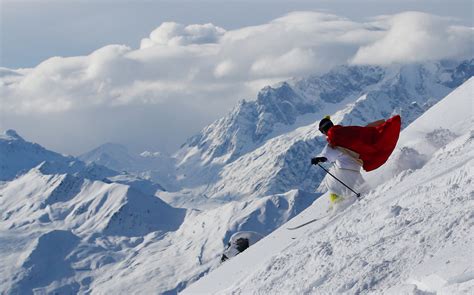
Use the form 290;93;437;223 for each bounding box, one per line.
183;77;474;294
0;130;165;195
0;61;472;294
173;60;472;192
78;59;473;209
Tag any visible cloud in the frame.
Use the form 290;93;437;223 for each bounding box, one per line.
1;11;472;154
214;60;237;78
140;22;226;48
251;48;316;76
351;11;474;64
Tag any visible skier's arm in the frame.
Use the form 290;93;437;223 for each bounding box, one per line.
316;145;342;163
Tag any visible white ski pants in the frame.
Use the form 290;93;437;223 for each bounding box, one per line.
323;166;368;198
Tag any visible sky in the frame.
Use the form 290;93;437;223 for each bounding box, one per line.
0;0;473;155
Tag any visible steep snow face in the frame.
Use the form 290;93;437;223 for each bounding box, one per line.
203;126;326;202
365;76;474;186
175;60;473;188
227;136;474;295
183;78;474;295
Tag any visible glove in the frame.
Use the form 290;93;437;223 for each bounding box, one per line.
311;157;327;165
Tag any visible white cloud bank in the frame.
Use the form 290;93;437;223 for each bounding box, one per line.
351;12;474;64
1;11;472;154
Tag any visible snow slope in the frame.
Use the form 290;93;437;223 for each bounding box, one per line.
88;190;319;294
0;167;186;294
0;129;73;181
182;78;474;294
0;133;318;294
0;170;318;294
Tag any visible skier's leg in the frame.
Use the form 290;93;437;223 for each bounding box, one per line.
324;167;345;205
327;168;366;206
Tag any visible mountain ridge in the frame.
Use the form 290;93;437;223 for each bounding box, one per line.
182;77;474;295
173;59;472;191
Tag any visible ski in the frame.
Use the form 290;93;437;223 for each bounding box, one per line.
287;215;329;230
287;197;364;230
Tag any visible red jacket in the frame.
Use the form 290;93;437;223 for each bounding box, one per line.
327;115;401;171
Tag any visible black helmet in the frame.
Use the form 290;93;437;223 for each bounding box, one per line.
319;116;333;134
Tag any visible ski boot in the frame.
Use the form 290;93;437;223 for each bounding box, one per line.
328;193;347;213
329;193;344;204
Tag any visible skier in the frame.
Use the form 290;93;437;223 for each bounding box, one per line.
312;115;401;204
221;231;264;262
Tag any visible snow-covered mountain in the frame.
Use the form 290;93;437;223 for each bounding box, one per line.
0;133;316;294
0;168;187;293
87;190;318;294
172;60;472;192
156;59;472;207
1;168;185;237
0;163;317;293
79;143;139;173
1;61;472;294
0;132;189;293
0;129;73;181
79;142;177;191
183;77;474;294
78;60;472;202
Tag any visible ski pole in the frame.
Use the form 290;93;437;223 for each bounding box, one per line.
317;163;361;199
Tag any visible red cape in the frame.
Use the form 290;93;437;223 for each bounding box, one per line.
327;115;401;171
